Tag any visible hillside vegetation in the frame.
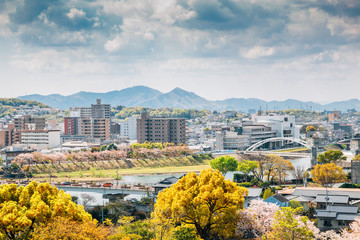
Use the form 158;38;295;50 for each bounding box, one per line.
0;98;49;118
112;106;210;119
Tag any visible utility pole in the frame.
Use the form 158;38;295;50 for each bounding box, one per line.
116;169;119;186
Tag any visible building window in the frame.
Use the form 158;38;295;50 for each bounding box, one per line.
324;220;332;227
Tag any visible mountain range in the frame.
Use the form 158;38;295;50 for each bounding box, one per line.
17;86;360;112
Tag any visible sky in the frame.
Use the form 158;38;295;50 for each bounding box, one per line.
0;0;360;102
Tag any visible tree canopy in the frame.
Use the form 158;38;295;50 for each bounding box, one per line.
317;150;346;164
152;169;248;240
311;163;347;187
265;207;318;240
0;181;92;239
209;155;238;175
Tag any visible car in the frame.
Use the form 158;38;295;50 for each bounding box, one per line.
103;182;112;187
63;181;71;185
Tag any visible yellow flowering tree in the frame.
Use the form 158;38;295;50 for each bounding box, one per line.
152;169;248;240
311;163;347;187
0;181;92;239
30;216;110;240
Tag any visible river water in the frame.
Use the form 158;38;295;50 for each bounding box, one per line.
65;173;185;206
65;157;315;206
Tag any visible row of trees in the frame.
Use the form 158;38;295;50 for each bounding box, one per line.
210;155;296;185
12;146;195;167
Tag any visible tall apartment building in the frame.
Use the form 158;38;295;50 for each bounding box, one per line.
120;116;138;140
137;113;186;145
86;118;110;140
69;107;91;118
64;99;111;141
64;117;81;135
91;99;110;119
13;115;46;130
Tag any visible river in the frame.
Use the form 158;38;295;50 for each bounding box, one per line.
65;156;321;206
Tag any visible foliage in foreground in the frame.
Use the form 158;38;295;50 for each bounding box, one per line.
152;169;248;240
0;182;92;240
31;216;110;240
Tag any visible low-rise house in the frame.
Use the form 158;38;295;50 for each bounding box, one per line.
153;176;180;195
315;194;350;209
316;205;360;230
282;187;360;202
264;194;289;207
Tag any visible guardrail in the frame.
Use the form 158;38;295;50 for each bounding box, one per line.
243;151;311;157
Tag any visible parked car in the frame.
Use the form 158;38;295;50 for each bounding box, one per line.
63;181;71;185
103;182;112;187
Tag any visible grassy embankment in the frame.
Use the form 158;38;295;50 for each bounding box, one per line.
31;155;213;182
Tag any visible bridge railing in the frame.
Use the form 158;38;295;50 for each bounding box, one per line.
243;150;310;157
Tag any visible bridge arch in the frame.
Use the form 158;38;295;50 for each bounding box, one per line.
245;137;311;152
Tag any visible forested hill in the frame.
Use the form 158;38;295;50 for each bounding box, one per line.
0;98;49;108
0;98;50;118
112;106;210;119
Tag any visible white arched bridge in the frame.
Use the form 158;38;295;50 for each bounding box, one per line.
243;137;312;157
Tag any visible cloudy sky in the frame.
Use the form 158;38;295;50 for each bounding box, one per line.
0;0;360;102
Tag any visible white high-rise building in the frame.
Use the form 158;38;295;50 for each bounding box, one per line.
120;116;138;140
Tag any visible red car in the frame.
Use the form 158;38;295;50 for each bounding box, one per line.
103;182;112;187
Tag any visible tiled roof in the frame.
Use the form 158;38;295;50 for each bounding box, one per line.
272;194;289;203
327;205;358;214
292;187;360;199
315;194;349;204
336;213;360;221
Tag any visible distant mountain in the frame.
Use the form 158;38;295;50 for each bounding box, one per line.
18;86;360;112
19;86;162;110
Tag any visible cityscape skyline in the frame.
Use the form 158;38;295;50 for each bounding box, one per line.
1;0;360;102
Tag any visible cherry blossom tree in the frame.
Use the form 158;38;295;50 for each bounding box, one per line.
236;199;279;239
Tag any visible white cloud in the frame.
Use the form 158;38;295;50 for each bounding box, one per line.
104;35;128;51
67;8;86;19
242;46;275;59
9;49;108;74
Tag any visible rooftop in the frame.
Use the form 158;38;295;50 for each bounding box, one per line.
315;194;350;204
292;187;360;200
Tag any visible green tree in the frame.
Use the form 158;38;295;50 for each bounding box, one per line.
152;169;248;240
265;207;316;240
100;145;107;151
238;160;263;181
263;188;273;200
107;143;118;151
109;217;155;240
289;200;302;209
209;155;238;175
317;150;346;164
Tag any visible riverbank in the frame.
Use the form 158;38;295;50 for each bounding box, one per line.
31;159;212;182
